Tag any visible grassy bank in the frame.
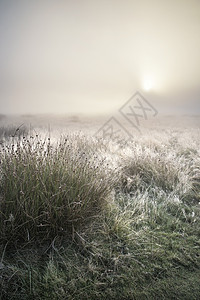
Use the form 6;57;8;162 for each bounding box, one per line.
0;128;200;299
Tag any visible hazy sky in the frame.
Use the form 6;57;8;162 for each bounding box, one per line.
0;0;200;114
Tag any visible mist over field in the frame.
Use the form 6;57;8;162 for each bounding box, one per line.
0;0;200;115
0;0;200;299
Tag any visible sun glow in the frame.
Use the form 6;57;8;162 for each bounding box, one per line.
143;78;154;91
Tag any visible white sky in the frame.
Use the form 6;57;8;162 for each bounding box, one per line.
0;0;200;114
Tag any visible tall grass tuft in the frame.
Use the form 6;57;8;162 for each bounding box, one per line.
119;141;192;196
0;134;116;244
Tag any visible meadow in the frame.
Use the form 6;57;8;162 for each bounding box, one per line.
0;115;200;299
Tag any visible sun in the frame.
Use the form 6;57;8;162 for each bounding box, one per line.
143;78;154;91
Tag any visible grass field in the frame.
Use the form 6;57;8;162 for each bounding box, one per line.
0;115;200;299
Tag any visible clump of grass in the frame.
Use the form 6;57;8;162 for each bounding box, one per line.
119;142;192;196
0;134;116;244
